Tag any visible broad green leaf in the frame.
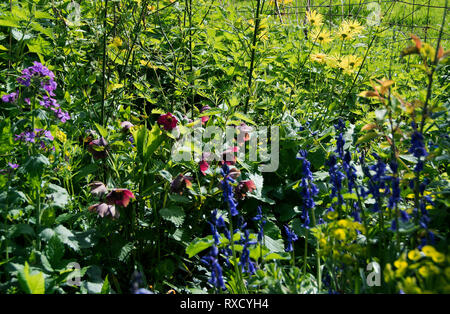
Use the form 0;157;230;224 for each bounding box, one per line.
19;262;45;294
186;236;214;258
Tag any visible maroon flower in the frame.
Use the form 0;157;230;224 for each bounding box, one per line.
106;189;135;207
200;105;211;125
199;160;209;175
88;181;108;198
235;180;256;200
170;174;193;194
88;203;119;219
157;113;178;131
87;137;109;159
228;167;241;180
220;146;239;166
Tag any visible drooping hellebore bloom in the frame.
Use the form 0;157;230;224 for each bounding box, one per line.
157;112;178;131
234;180;256;200
220;146;239;166
88;203;119;219
87;137;109;159
120;121;134;133
88;181;108;198
170;174;193;195
106;189;135;207
199;159;209;176
200;105;211;125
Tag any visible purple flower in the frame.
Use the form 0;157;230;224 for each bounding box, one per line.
8;163;19;169
284;225;298;252
297;150;318;228
220;164;239;216
409;130;428;172
1;91;18;103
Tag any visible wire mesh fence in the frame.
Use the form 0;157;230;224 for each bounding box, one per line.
235;0;449;44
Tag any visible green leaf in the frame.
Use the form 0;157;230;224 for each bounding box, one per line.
263;235;284;253
186;236;214;258
8;224;35;238
94;122;108;138
100;275;110;294
356;132;379;145
231;112;256;125
47;183;69;208
19;262;45;294
160;206;185;227
24;154;50;176
263;252;291;261
45;235;65;269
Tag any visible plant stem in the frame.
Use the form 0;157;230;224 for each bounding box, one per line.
244;0;261;114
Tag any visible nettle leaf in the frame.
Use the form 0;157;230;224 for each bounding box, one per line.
45;235;65;268
24;154;50;176
18;262;45;294
263;235;285;253
186;236;214;258
46;183;69;209
159;206;185;227
8;223;35;238
41;225;80;252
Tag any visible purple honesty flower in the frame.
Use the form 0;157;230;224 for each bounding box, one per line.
1;91;18;103
18;62;56;95
8;163;19;169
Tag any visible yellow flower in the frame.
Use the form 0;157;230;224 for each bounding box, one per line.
306;10;323;27
384;263;394;282
430;251;445;263
394;259;408;270
336;25;355;41
418;265;431;278
333;228;346;241
422;245;437;257
309;28;332;44
341;19;364;35
55;129;67;143
340;55;363;75
325;54;343;69
111;37;123;48
310;53;327;64
337;219;350;228
326;210;338;220
401;277;421;294
408;249;422;262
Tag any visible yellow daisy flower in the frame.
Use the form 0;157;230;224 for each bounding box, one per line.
325;54;343;69
333;228;346;241
341;19;364;34
310;28;332;45
340;55;363;75
310;53;328;64
306;10;323;27
336;25;355;41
